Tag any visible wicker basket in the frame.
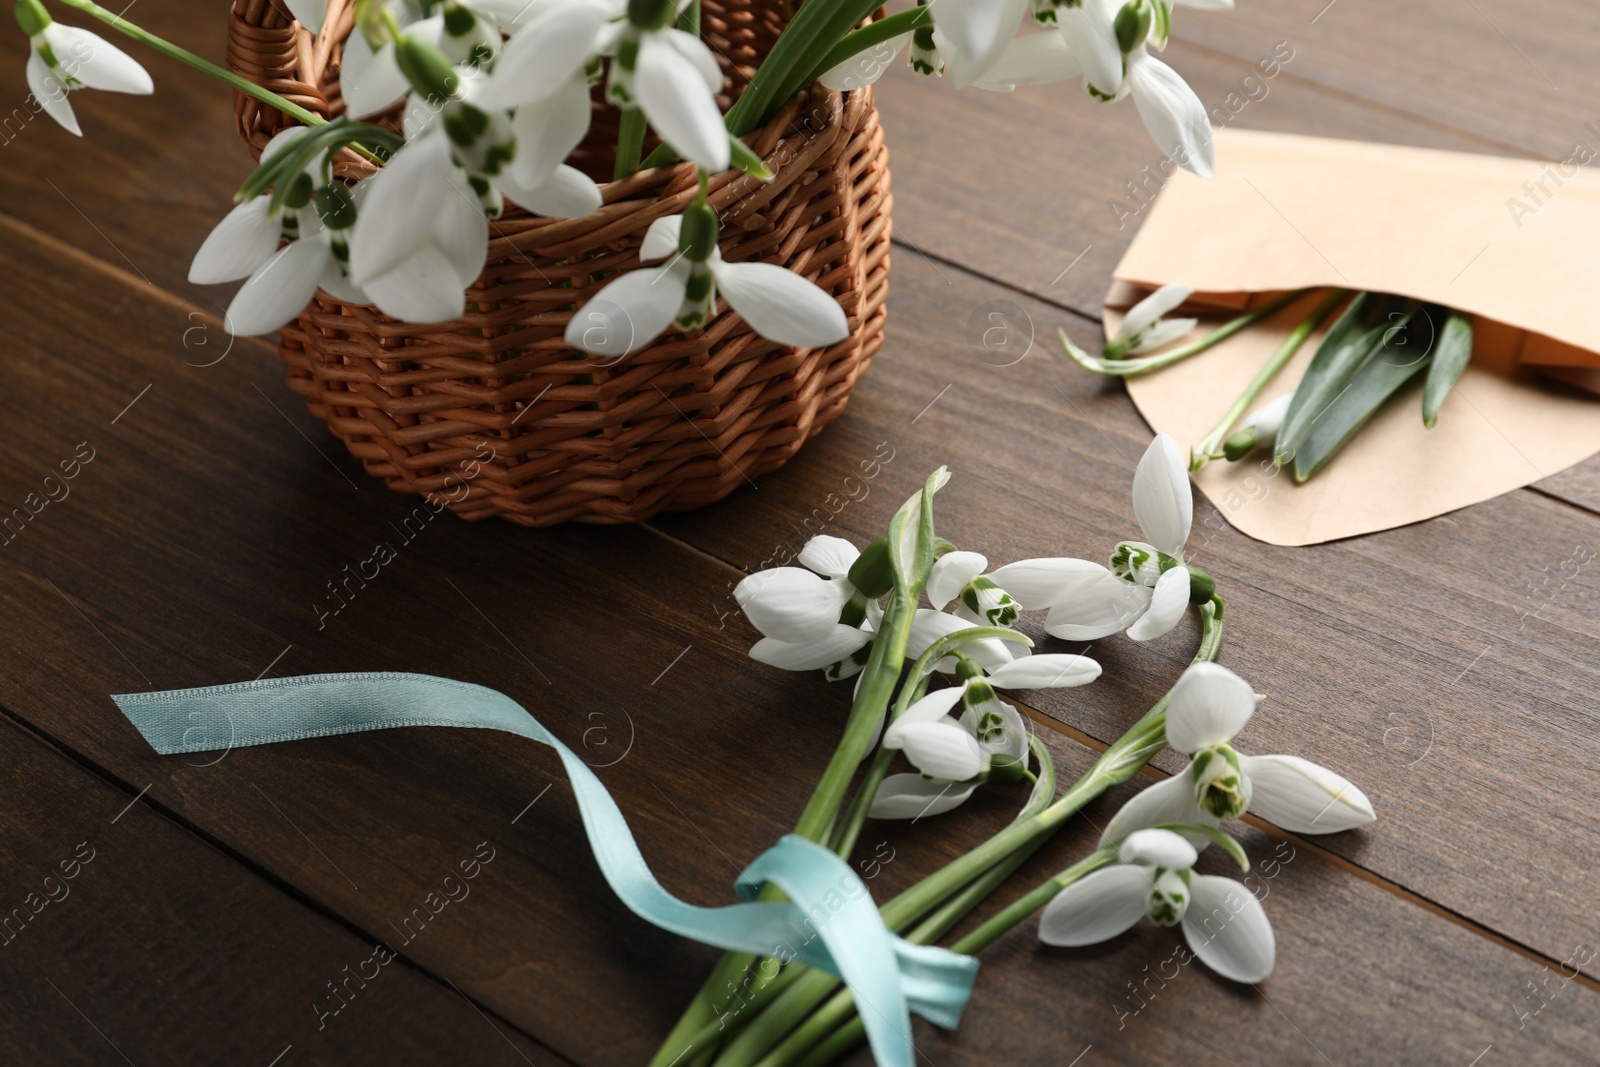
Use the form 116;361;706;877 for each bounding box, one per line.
226;0;891;525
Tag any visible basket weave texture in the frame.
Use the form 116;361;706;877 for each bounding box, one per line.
226;0;892;525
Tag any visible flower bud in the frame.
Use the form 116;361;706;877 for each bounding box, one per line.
395;34;459;104
626;0;674;30
1222;427;1257;462
1114;0;1153;54
846;537;894;598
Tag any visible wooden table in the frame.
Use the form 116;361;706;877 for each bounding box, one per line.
3;2;1598;1063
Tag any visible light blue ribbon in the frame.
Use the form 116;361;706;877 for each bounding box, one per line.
112;673;978;1065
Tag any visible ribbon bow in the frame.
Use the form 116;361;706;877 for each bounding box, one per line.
113;673;979;1066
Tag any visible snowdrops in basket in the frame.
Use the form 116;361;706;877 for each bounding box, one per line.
15;0;1235;348
645;437;1376;1066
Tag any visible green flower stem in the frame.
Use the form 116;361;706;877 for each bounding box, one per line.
54;0;325;127
1060;289;1307;378
615;108;648;180
715;600;1226;1067
802;6;931;86
724;0;882;136
787;849;1120;1067
1189;289;1347;470
740;741;1063;1067
652;473;951;1067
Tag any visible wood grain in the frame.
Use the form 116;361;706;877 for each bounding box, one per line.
0;211;1596;1063
0;712;561;1065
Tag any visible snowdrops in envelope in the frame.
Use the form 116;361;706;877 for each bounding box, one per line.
1106;128;1600;546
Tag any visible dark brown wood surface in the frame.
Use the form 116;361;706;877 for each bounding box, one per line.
2;1;1598;1065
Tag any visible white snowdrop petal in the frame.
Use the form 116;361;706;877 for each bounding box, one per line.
934;0;1030;88
1238;754;1376;833
987;653;1101;690
1057;1;1124;97
510;74;593;189
1117;827;1198;869
434;174;491;287
899;720;987;781
500;163;603;219
27;50;80;136
45;26;153;94
1127;52;1215;178
1037;865;1152;947
1117;282;1194;340
478;0;607;107
222;240;328;336
640;215;684;264
1126;317;1198;354
926;552;989;611
636;32;731;172
663;26;724;94
342;39;410;118
1098;772;1213;848
1125;565;1191;642
1132;432;1193;555
1043;573;1151;640
883;686;968;749
350;130;454;284
733;567;846;643
798;535;861;580
565;261;687;356
1164;662;1258;753
867;774;978;820
190;198;281;284
1182;874;1275;983
748;624;873;672
907;609;1017;670
987;558;1108;609
712;261;849;348
972;29;1081;91
360;244;468;324
282;0;327;31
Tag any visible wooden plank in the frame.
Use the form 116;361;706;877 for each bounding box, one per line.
0;712;560;1065
651;245;1600;980
3;225;1599;1063
1172;0;1600;162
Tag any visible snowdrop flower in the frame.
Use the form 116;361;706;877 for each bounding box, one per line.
477;0;617;198
1039;827;1275;983
979;0;1217;176
1099;662;1376;845
871;651;1097;819
1103;283;1196;359
1221;392;1292;462
190;128;370;335
346;125;489;323
342;0;503;118
1039;433;1211;642
16;0;152;137
735;535;884;681
565;208;849;358
606;0;729;172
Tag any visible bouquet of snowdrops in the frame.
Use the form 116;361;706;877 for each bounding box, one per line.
17;0;1230;353
653;438;1375;1065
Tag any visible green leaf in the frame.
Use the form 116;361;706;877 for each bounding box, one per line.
1273;291;1372;466
728;136;774;182
1421;310;1473;428
1292;325;1433;483
1153;823;1250;871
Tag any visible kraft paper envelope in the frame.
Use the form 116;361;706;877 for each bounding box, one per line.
1105;128;1600;546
